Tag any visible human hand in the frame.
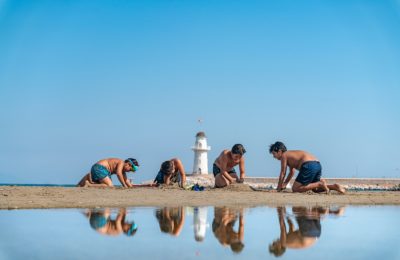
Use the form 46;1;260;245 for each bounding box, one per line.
237;178;244;183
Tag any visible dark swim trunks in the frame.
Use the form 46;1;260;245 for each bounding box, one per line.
154;171;181;184
90;164;111;183
296;216;321;238
213;163;236;177
295;161;322;186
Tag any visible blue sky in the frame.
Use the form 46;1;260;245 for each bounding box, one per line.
0;0;399;184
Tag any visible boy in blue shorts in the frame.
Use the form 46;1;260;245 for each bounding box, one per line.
269;142;345;194
77;158;139;188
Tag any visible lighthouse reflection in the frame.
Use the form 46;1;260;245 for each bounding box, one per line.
193;206;208;242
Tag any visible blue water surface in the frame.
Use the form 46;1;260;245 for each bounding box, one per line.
0;206;399;260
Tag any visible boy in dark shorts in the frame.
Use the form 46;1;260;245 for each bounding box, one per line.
153;158;187;187
269;141;345;194
213;144;246;188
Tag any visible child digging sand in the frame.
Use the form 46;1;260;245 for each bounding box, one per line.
269;141;345;194
213;144;246;188
77;158;139;188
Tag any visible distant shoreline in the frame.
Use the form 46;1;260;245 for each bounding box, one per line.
2;176;399;187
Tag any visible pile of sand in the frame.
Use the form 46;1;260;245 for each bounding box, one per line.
221;183;254;192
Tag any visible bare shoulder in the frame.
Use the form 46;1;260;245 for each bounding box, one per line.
289;150;318;161
172;158;182;164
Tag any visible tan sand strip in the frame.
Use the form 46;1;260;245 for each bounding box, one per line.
0;186;399;209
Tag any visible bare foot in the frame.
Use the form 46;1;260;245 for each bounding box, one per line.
84;180;90;187
319;180;329;194
333;184;346;194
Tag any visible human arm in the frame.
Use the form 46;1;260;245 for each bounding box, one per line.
238;157;245;182
174;159;186;187
124;173;134;188
115;208;127;233
282;167;295;189
116;162;129;188
238;209;245;241
277;155;288;192
172;207;185;236
222;170;236;183
278;207;287;244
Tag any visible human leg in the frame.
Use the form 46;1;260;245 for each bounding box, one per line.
214;173;229;188
292;179;329;193
77;173;90;187
84;176;113;187
327;183;346;194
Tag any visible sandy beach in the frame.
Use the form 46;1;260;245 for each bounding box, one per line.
1;184;399;209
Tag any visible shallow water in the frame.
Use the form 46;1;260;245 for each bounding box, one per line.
0;206;399;260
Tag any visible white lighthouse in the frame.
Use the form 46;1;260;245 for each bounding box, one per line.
191;132;211;175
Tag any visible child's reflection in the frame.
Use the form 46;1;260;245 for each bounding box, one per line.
155;207;185;236
212;207;245;253
85;208;138;237
269;206;345;257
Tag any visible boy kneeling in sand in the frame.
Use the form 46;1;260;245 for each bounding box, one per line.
77;158;139;188
269;141;345;194
153;158;187;187
213;144;246;188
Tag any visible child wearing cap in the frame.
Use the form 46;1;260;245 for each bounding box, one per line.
77;157;139;188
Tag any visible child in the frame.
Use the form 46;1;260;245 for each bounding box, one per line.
153;158;187;187
269;141;345;194
77;158;139;188
213;144;246;188
86;208;138;237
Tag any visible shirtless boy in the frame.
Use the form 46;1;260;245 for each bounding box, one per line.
213;144;246;188
77;158;139;188
153;158;187;187
269;141;345;194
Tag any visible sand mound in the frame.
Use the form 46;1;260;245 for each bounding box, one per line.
222;183;253;192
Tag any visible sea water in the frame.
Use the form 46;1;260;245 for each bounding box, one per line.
0;206;399;260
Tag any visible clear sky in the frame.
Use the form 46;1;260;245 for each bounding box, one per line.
0;0;399;184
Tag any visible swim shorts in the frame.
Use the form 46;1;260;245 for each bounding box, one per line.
295;161;322;185
154;171;181;184
90;164;111;183
89;212;108;230
213;163;236;177
296;216;321;238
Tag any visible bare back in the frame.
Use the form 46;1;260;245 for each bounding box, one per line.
97;158;124;174
284;151;318;170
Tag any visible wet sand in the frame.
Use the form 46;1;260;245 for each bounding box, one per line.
1;185;399;209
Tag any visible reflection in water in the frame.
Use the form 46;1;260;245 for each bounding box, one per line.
193;207;208;242
84;208;138;237
155;207;185;236
212;207;245;254
269;206;345;257
82;205;345;256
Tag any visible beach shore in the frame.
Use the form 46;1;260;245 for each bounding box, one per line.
1;183;399;209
